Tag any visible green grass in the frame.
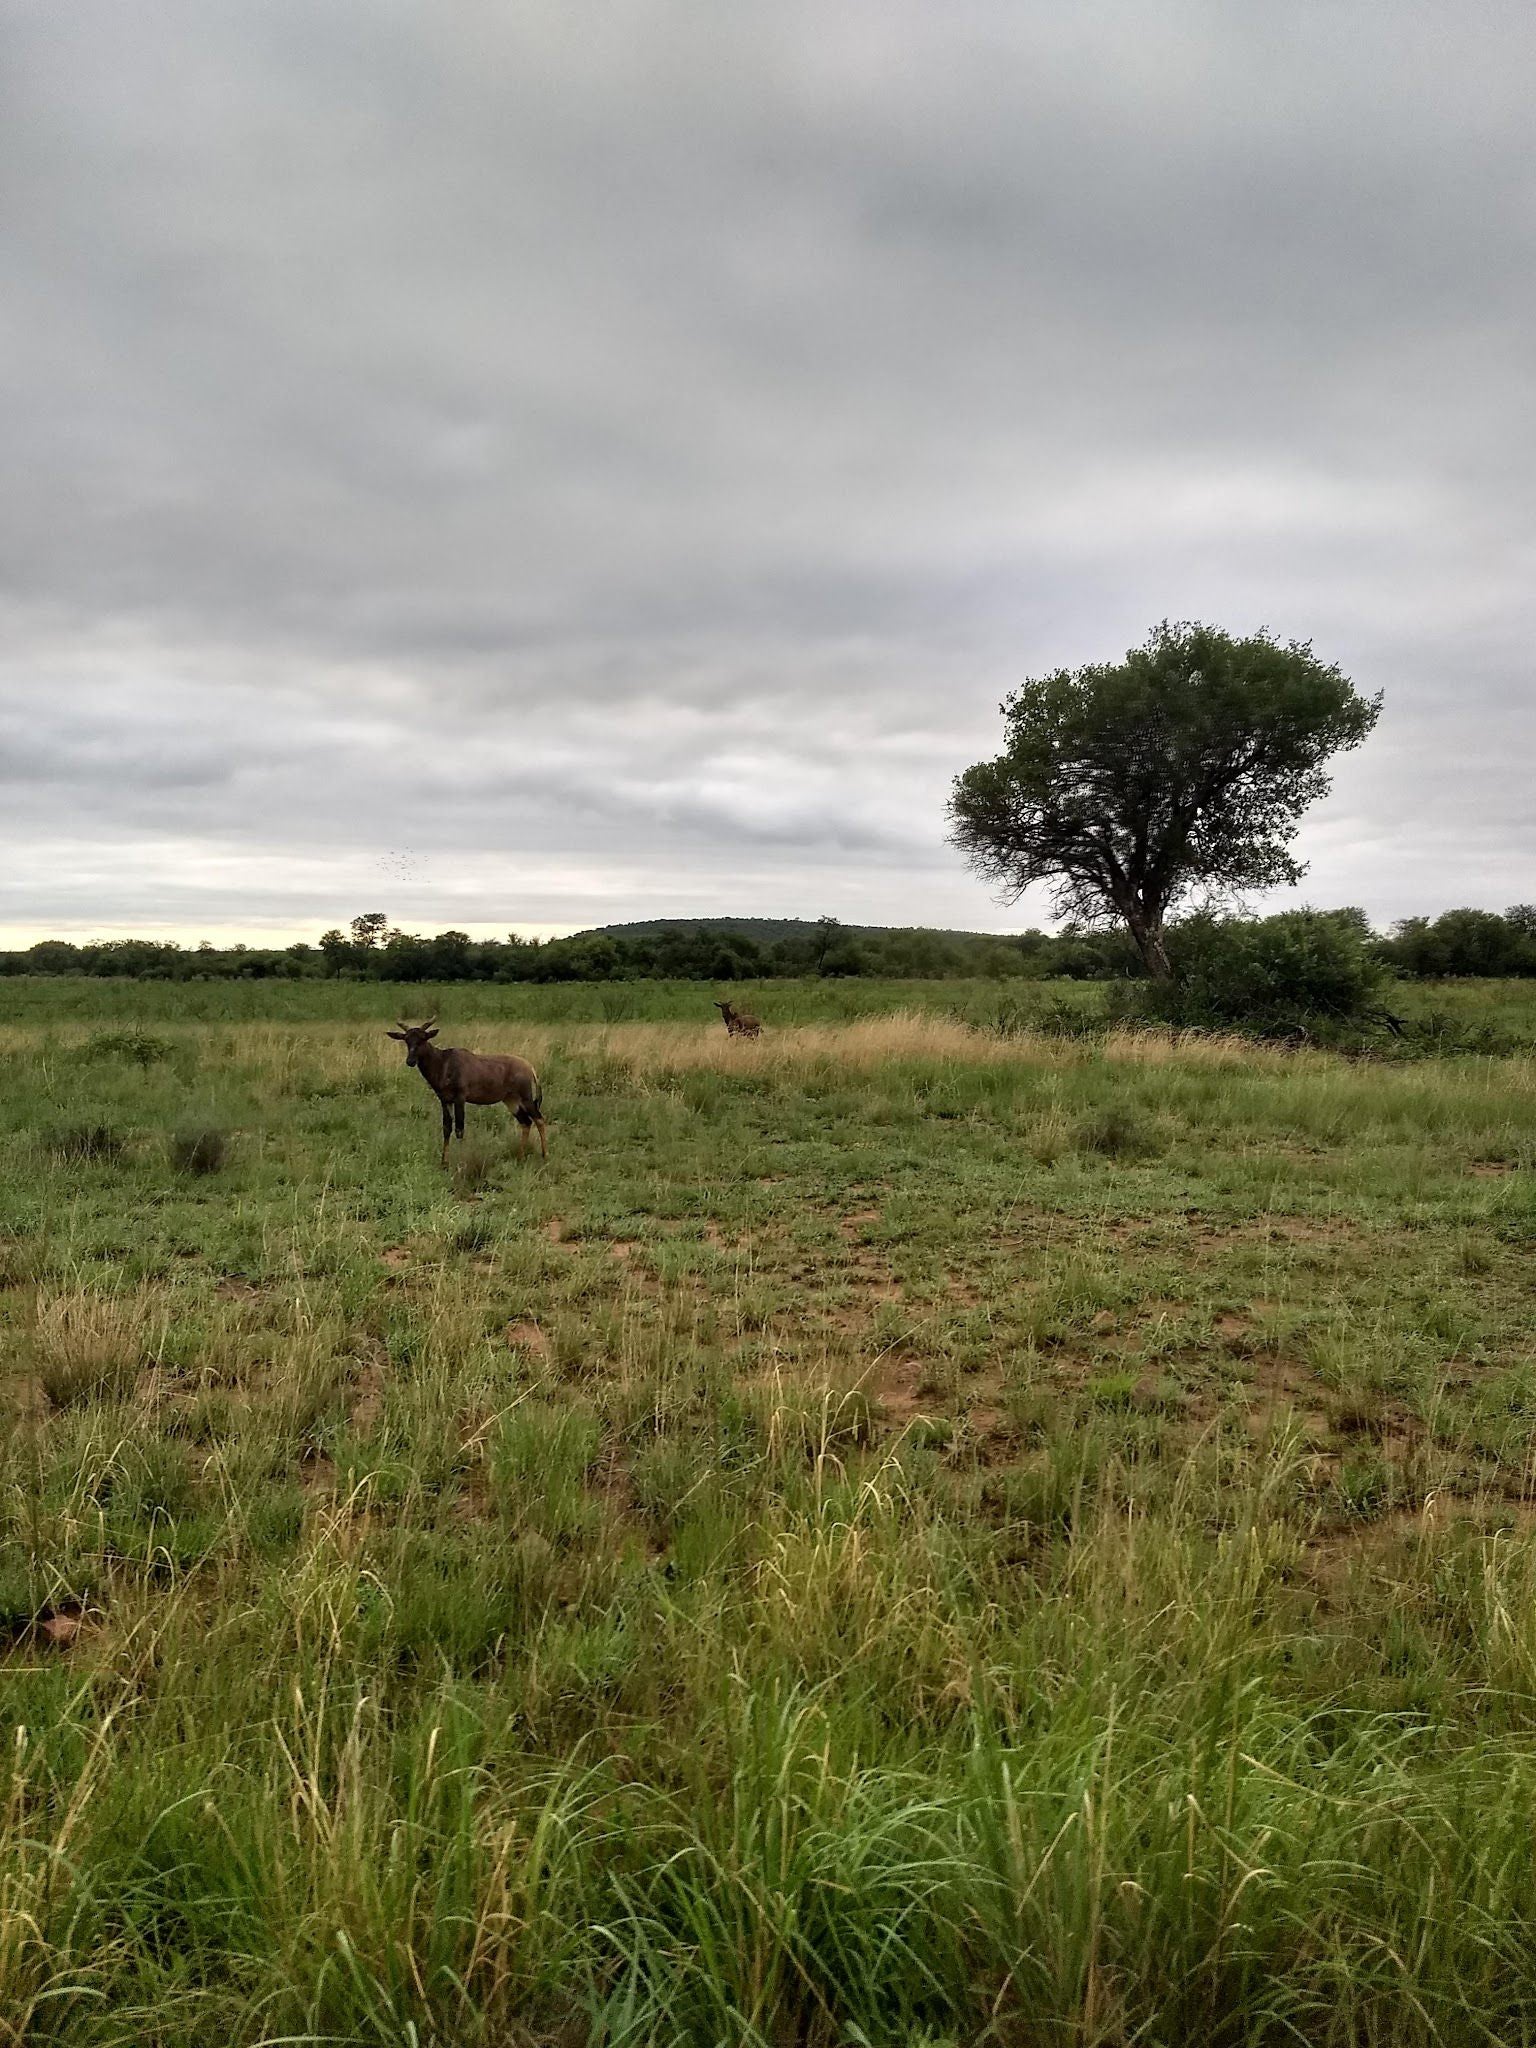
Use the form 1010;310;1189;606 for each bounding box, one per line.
1;986;1536;2042
4;967;1533;1051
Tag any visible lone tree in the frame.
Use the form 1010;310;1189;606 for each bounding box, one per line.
949;621;1381;979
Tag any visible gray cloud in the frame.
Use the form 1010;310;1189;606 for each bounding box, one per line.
2;0;1532;940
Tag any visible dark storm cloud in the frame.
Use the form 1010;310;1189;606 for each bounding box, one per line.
1;0;1532;938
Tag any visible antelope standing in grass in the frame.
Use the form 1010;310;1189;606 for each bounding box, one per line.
714;999;761;1039
387;1019;547;1166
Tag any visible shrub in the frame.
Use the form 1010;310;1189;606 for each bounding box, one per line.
1137;910;1388;1037
171;1126;229;1175
82;1029;174;1065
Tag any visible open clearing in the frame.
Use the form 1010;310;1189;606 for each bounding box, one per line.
2;985;1536;2043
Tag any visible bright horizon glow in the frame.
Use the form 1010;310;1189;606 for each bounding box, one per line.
0;920;588;950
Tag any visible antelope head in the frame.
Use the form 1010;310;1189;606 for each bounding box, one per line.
386;1017;439;1067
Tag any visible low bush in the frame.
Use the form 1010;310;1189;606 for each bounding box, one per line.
81;1029;175;1065
170;1126;229;1175
1134;910;1389;1038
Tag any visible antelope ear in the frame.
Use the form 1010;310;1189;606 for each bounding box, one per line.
420;1025;439;1040
386;1030;407;1041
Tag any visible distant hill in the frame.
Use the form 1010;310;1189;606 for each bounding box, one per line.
579;916;1015;944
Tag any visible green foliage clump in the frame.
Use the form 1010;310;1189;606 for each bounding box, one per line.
950;620;1381;978
1379;905;1536;978
1137;909;1388;1036
81;1028;174;1065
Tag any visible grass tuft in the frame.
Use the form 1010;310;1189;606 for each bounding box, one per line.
170;1125;229;1174
49;1121;127;1164
1075;1105;1163;1158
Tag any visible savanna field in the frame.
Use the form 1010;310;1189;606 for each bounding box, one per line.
3;978;1536;2047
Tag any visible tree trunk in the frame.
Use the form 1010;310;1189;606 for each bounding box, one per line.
1122;904;1173;980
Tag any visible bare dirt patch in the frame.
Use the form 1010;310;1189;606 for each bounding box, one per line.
857;1351;943;1424
1241;1356;1333;1431
505;1319;550;1357
874;1375;928;1424
1117;1296;1186;1334
1259;1215;1365;1246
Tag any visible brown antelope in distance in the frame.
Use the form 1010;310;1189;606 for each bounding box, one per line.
714;999;761;1039
386;1019;547;1166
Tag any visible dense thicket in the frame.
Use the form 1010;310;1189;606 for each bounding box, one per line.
1376;905;1536;978
0;917;1137;983
1125;909;1389;1036
3;906;1533;984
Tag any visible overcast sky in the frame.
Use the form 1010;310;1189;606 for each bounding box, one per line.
2;1;1531;944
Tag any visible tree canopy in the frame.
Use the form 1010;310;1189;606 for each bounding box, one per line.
948;621;1381;977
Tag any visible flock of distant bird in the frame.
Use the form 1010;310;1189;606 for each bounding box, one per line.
389;997;763;1166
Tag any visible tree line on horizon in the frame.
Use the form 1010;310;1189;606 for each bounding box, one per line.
4;903;1535;984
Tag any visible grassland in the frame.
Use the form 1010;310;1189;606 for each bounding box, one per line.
2;984;1536;2044
2;969;1534;1040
